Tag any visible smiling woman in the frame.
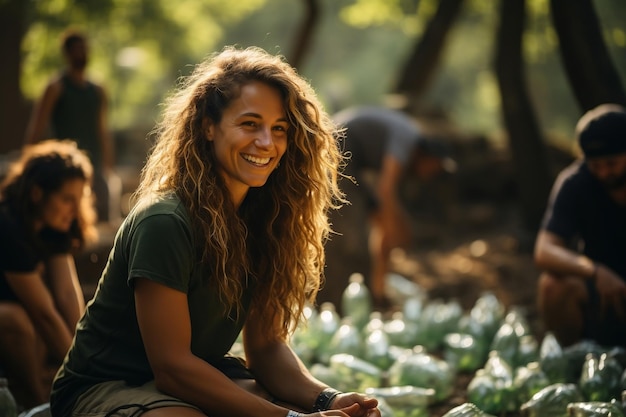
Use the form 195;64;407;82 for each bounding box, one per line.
49;46;381;417
207;81;289;205
0;139;96;409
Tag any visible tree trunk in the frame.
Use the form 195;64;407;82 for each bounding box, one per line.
289;0;320;69
495;0;552;238
395;0;464;111
0;0;29;155
550;0;626;112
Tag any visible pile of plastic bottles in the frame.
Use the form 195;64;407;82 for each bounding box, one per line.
285;272;626;417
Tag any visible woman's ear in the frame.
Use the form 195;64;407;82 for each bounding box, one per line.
203;118;215;142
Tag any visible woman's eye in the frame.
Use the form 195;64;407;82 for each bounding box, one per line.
274;125;288;132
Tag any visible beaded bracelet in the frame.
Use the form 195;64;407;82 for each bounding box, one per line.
312;387;342;412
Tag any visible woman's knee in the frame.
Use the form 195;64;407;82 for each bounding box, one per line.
0;303;36;341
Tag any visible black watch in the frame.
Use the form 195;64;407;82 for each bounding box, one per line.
312;387;341;412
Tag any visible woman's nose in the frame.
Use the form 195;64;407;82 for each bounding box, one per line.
254;127;274;148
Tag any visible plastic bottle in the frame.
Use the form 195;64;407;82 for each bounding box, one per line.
315;302;341;365
383;311;418;348
328;353;382;392
566;400;625;417
539;332;568;384
414;299;462;352
481;351;517;413
327;316;363;360
466;369;500;414
363;311;385;337
470;291;505;343
520;383;583;417
363;326;392;371
291;303;319;366
441;402;491;417
517;334;540;366
0;378;18;417
489;322;519;367
341;273;372;330
365;385;435;412
402;293;424;324
443;332;486;373
387;348;455;402
579;353;623;402
513;361;550;406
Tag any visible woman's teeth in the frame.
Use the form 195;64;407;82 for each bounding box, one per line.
243;154;270;165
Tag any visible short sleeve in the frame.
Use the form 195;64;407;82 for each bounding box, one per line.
126;212;195;293
542;167;582;241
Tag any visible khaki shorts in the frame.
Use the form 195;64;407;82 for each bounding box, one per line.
71;380;201;416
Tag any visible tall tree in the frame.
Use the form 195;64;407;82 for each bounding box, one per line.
495;0;552;237
395;0;465;111
288;0;321;69
550;0;626;112
0;0;29;154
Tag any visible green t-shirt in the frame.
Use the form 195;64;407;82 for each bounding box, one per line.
51;194;255;416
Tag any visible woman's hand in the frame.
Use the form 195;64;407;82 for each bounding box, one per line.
327;393;380;416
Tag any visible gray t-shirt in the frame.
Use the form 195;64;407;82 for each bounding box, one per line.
333;106;422;173
51;194;255;417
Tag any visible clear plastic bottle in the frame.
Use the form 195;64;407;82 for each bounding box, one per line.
314;302;341;365
327;316;363;360
0;378;18;417
341;273;372;331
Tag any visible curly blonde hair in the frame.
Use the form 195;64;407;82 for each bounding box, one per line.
134;46;346;338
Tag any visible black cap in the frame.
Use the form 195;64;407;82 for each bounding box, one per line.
577;103;626;158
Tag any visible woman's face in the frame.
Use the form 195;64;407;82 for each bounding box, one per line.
35;178;86;232
208;81;289;205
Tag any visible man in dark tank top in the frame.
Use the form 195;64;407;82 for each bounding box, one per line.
24;29;121;224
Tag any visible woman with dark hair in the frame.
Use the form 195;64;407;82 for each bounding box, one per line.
50;46;380;417
0;139;97;408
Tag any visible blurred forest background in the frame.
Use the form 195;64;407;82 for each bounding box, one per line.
2;0;626;233
1;0;626;307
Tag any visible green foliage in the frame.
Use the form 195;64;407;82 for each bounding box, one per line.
18;0;626;147
20;0;268;131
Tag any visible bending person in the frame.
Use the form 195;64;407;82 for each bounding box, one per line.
322;106;454;310
50;46;380;417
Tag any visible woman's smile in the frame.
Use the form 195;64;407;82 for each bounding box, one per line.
241;153;272;166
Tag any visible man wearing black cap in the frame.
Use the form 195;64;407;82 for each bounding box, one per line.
534;103;626;347
319;106;456;310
